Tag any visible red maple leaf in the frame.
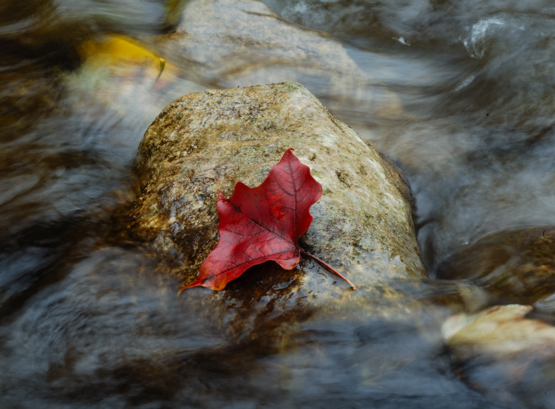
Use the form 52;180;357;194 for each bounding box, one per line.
180;148;355;292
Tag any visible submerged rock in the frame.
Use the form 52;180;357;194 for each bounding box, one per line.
149;0;403;119
443;305;555;360
443;304;555;408
124;81;425;320
436;226;555;304
158;0;362;82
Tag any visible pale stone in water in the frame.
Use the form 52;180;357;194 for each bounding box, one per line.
443;304;555;359
443;304;555;406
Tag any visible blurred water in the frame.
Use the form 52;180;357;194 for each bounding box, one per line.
1;0;555;407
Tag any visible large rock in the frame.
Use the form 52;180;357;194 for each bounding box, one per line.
124;82;425;320
5;82;437;407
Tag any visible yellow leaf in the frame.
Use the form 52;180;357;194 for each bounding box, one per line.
77;35;176;83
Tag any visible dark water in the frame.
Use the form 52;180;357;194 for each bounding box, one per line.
1;0;555;407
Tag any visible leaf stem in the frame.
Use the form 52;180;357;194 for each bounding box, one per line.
154;58;166;85
300;249;357;291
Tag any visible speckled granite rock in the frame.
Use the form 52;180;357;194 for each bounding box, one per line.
124;82;424;319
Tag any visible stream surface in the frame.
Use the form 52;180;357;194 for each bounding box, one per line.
1;0;554;408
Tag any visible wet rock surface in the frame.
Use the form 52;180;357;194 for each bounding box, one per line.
124;81;425;320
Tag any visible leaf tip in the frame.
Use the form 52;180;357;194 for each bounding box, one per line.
177;285;192;296
283;147;295;158
178;278;204;295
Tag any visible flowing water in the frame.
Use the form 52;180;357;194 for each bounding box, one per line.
1;0;555;407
